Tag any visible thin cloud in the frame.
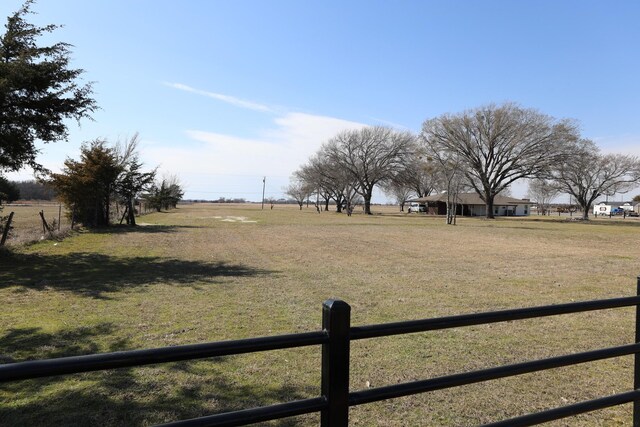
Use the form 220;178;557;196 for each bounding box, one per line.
593;134;640;156
143;112;367;179
369;116;412;131
164;82;275;113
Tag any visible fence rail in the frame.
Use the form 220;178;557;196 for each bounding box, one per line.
2;278;640;426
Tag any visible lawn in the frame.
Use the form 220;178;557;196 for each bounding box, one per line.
1;203;640;426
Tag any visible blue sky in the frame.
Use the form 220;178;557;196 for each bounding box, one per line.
3;0;639;202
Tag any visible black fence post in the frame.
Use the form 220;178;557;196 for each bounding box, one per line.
321;299;351;427
635;276;640;427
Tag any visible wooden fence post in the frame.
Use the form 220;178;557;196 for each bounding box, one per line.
39;211;52;236
0;212;14;246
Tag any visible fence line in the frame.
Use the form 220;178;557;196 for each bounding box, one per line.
1;202;158;245
2;278;640;426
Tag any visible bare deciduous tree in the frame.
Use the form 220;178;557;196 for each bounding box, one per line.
382;182;413;212
387;153;437;198
324;126;414;214
384;154;438;211
527;178;559;216
421;137;469;225
284;178;312;210
114;133;156;225
296;149;354;213
421;103;578;218
550;139;640;219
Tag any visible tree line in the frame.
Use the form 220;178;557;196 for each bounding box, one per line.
48;135;183;227
289;103;640;221
0;2;183;231
8;180;56;201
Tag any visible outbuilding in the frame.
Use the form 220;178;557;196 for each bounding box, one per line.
593;201;635;216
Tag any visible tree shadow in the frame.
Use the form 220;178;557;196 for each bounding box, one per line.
0;323;127;364
516;217;640;227
1;252;276;299
0;325;317;426
89;224;207;235
582;218;640;227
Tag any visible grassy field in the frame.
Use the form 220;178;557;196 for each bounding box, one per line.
1;203;71;246
1;203;640;426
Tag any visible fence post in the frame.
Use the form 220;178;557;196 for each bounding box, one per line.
0;212;14;246
635;276;640;427
321;299;351;427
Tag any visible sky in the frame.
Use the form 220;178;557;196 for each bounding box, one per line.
2;0;640;203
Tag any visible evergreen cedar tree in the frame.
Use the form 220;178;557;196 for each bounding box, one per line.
49;137;158;228
0;1;97;175
50;140;122;228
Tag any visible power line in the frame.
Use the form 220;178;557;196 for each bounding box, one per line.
178;172;290;178
185;190;266;195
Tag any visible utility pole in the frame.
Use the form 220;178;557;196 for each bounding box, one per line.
261;176;266;210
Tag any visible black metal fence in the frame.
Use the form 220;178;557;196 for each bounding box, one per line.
2;278;640;426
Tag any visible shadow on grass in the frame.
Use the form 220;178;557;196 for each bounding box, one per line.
1;252;275;298
455;216;640;231
0;325;315;426
88;224;206;235
0;323;128;364
508;216;640;227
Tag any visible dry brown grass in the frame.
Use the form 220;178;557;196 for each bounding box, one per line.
1;203;640;426
2;203;71;246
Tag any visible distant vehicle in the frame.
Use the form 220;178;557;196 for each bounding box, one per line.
408;202;425;213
